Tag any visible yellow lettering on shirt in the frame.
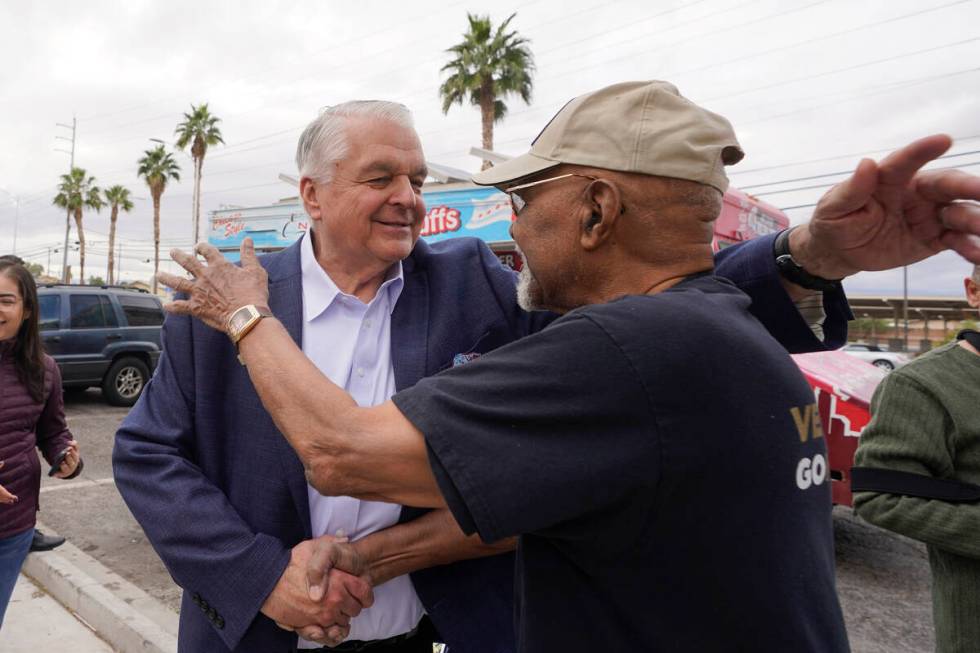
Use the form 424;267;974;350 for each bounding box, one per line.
790;403;823;442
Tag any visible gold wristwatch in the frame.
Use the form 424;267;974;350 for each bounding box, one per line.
227;304;273;359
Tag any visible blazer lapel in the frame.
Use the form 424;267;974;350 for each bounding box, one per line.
391;255;429;392
266;243;313;537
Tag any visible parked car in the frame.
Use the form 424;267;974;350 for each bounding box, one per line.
841;343;910;371
36;284;164;406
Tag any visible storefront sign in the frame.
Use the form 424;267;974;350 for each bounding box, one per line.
210;186;516;260
420;187;514;244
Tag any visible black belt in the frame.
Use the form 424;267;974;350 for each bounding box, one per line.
305;617;432;652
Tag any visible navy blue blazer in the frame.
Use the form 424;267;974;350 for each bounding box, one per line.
113;232;850;653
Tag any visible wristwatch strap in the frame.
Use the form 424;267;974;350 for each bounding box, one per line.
773;227;843;292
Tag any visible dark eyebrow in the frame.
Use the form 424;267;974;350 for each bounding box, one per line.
0;292;17;299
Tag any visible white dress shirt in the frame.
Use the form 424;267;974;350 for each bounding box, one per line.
297;231;424;647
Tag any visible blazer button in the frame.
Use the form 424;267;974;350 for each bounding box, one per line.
208;607;217;621
192;593;201;605
215;616;225;629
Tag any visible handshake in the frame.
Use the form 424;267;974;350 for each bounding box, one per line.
260;535;374;648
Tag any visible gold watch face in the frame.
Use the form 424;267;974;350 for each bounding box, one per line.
229;306;256;338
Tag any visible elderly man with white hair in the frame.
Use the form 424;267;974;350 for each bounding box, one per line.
120;83;980;653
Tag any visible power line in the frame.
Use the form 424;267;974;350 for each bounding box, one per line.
729;133;980;176
653;0;972;84
74;0;825;168
739;148;980;190
79;0;607;148
20;2;980;230
74;1;977;185
75;0;477;124
417;29;980;160
754;159;980;197
780;202;819;211
509;0;835;91
532;0;749;60
732;65;980;128
702;36;980;104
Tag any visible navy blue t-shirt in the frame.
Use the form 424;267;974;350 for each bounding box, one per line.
392;275;849;653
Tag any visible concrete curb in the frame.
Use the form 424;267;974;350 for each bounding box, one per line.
20;522;179;653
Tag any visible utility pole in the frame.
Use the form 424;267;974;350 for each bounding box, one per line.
109;238;123;284
902;265;910;352
55;116;77;283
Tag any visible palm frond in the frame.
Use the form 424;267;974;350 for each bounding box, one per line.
52;167;103;211
175;102;225;155
137;145;182;192
104;185;135;212
438;12;534;125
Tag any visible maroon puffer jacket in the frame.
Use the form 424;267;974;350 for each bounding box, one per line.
0;339;75;539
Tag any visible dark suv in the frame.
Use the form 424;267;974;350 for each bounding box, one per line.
36;284;164;406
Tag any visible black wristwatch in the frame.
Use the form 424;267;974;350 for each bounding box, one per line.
773;227;842;292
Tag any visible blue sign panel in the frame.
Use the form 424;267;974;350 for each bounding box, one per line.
419;187;515;244
209;186;516;261
210;204;310;255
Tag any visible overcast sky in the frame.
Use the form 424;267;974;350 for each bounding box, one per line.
1;0;977;295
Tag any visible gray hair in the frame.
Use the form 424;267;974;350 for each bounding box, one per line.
295;100;415;184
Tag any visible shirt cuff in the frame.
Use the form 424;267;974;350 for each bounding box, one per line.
794;292;827;342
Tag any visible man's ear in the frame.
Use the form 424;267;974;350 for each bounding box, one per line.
300;178;322;221
580;179;622;251
965;277;980;309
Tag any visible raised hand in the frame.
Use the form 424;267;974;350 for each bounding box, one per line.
791;135;980;280
158;239;269;333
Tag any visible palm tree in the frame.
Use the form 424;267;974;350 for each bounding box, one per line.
53;167;104;284
175;103;224;244
439;13;534;170
103;185;134;284
137;145;181;293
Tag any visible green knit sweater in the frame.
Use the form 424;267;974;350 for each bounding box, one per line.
853;340;980;653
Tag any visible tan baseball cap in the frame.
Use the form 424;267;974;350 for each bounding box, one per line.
472;80;744;193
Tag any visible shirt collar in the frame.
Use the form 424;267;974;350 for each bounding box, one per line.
300;229;405;322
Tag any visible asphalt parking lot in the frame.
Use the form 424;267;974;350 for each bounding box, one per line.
38;389;182;612
38;390;935;652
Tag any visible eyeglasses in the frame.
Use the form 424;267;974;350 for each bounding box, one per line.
504;173;597;215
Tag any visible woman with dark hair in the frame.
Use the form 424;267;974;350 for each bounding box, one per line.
0;257;81;629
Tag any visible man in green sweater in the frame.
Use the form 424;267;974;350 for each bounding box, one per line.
853;264;980;653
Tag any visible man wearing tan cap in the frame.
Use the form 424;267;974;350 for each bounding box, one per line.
160;81;980;651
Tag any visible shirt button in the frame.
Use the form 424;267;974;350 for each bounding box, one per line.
363;319;372;329
356;367;365;378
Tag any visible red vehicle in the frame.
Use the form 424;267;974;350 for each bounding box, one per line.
792;352;882;506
